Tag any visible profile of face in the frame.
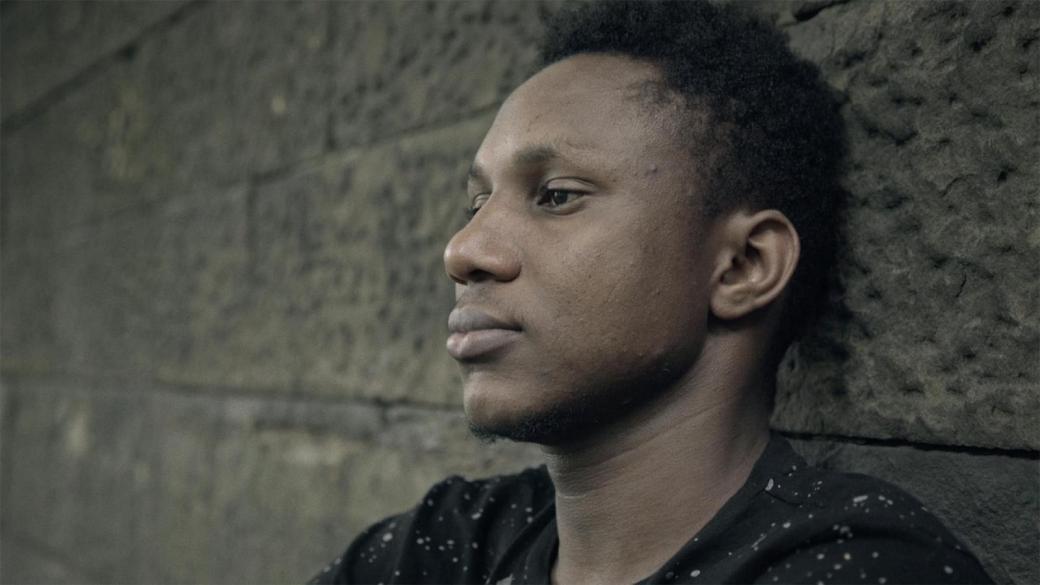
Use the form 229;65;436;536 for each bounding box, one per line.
443;54;723;445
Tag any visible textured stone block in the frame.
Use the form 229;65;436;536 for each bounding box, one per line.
1;0;333;251
0;375;540;584
0;74;133;252
329;0;560;148
150;184;290;390
1;195;180;380
0;537;89;585
3;114;492;401
770;0;1039;450
0;376;155;583
158;115;493;403
0;233;62;374
790;437;1039;584
133;0;334;182
0;0;186;116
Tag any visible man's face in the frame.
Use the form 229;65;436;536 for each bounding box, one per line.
444;54;719;445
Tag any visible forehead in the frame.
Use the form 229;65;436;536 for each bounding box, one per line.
474;54;684;174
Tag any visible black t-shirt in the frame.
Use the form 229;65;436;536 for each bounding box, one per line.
310;435;992;584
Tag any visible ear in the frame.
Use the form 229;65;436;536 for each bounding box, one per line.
709;210;800;322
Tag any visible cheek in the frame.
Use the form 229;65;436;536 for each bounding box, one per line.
535;222;709;373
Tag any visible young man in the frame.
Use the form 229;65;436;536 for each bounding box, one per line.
313;2;991;583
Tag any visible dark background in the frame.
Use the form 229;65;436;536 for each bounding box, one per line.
1;1;1036;583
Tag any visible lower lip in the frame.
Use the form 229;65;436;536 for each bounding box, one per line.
446;329;521;360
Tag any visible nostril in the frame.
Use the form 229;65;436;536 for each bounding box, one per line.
466;269;499;284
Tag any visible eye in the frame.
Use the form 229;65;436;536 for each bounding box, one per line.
465;194;490;219
537;188;583;209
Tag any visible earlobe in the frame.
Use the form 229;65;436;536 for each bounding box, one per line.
709;210;800;322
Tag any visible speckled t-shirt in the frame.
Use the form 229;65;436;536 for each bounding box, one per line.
309;435;991;584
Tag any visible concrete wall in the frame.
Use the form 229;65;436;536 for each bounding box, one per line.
1;1;1036;583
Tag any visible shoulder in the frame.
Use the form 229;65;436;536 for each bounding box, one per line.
747;449;992;584
308;466;554;584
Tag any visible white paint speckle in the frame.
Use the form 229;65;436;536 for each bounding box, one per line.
852;494;869;504
381;533;393;542
944;566;953;575
782;521;791;529
766;478;775;491
690;569;701;578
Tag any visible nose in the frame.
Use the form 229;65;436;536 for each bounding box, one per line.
443;203;521;285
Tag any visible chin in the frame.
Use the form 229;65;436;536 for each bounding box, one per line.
460;353;692;446
462;376;611;446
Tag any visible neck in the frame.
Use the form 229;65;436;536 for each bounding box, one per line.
543;343;772;585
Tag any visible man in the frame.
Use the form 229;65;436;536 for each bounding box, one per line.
312;2;991;583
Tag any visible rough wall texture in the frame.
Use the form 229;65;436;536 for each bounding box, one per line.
0;1;1036;583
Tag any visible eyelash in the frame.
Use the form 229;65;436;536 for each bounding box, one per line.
537;188;583;208
465;188;583;219
465;199;485;219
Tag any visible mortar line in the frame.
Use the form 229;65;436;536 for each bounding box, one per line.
250;100;504;188
3;369;1037;459
777;429;1039;460
6;102;501;258
334;100;504;153
0;369;463;414
776;0;858;27
0;0;209;132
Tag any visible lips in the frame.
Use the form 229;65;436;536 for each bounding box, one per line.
446;307;522;360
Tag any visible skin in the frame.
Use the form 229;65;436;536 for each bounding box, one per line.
443;54;800;585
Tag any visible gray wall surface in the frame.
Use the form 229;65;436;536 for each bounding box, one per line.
1;0;1036;583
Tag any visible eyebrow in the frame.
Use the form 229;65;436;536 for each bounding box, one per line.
467;144;566;187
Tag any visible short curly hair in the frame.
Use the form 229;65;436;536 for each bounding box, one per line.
539;0;848;357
